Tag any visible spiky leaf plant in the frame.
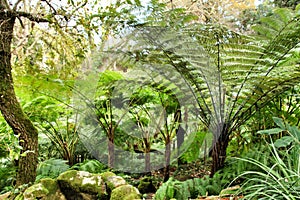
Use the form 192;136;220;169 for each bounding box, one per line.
234;117;300;199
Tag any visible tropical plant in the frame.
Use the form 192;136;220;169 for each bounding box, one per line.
234;117;300;199
23;96;80;165
110;5;300;176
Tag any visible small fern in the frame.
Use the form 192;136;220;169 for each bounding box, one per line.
36;158;69;181
154;174;230;200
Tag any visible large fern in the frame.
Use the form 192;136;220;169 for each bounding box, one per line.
103;6;300;175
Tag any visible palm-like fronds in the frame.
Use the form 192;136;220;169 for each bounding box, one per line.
104;7;300;174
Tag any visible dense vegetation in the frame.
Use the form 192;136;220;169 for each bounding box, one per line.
0;0;300;199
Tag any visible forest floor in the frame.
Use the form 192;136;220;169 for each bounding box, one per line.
124;159;212;199
123;159;242;200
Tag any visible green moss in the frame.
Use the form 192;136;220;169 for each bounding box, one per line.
137;177;156;194
101;171;116;181
110;185;141;200
39;178;59;194
57;170;78;182
23;183;49;199
57;170;107;198
106;176;126;191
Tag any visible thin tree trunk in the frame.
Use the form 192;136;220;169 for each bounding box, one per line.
0;12;38;186
144;139;151;172
108;137;115;168
145;152;150;172
163;140;171;182
210;133;229;177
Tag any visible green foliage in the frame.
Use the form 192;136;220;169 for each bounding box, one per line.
179;131;208;163
111;5;300;148
0;119;22;161
36;158;70;182
23;95;80;164
235;118;300;199
71;159;107;174
0;159;16;194
154;174;230;200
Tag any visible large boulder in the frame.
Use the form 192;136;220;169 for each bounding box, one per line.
22;178;66;200
57;170;108;200
110;184;141;200
13;170;141;200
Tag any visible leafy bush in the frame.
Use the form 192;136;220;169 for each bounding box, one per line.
36;158;70;181
235;117;300;199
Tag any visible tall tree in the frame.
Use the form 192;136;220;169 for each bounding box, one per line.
0;0;145;186
0;0;50;186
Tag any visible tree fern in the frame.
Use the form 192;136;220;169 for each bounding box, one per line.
106;6;300;175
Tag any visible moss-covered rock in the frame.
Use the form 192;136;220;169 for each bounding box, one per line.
57;170;107;199
105;176;126;191
110;185;141;200
100;172;116;182
22;178;66;200
137;177;156;194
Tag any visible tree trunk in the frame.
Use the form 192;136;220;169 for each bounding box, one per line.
108;136;115;168
210;133;229;177
144;139;151;172
145;152;150;172
0;12;38;186
163;140;171;182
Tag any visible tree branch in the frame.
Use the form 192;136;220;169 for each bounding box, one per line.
12;0;22;11
14;11;51;23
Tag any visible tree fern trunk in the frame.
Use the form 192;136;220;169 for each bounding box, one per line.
164;141;171;182
210;133;229;177
0;11;38;186
145;152;150;172
108;137;115;168
144;139;151;172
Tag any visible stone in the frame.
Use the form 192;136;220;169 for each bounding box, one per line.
137;177;156;194
22;178;66;200
100;172;116;182
110;185;141;200
57;170;108;200
105;176;126;191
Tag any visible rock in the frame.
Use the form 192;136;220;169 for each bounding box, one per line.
137;177;156;194
105;176;126;191
110;185;141;200
57;170;108;200
101;172;116;181
22;178;66;200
